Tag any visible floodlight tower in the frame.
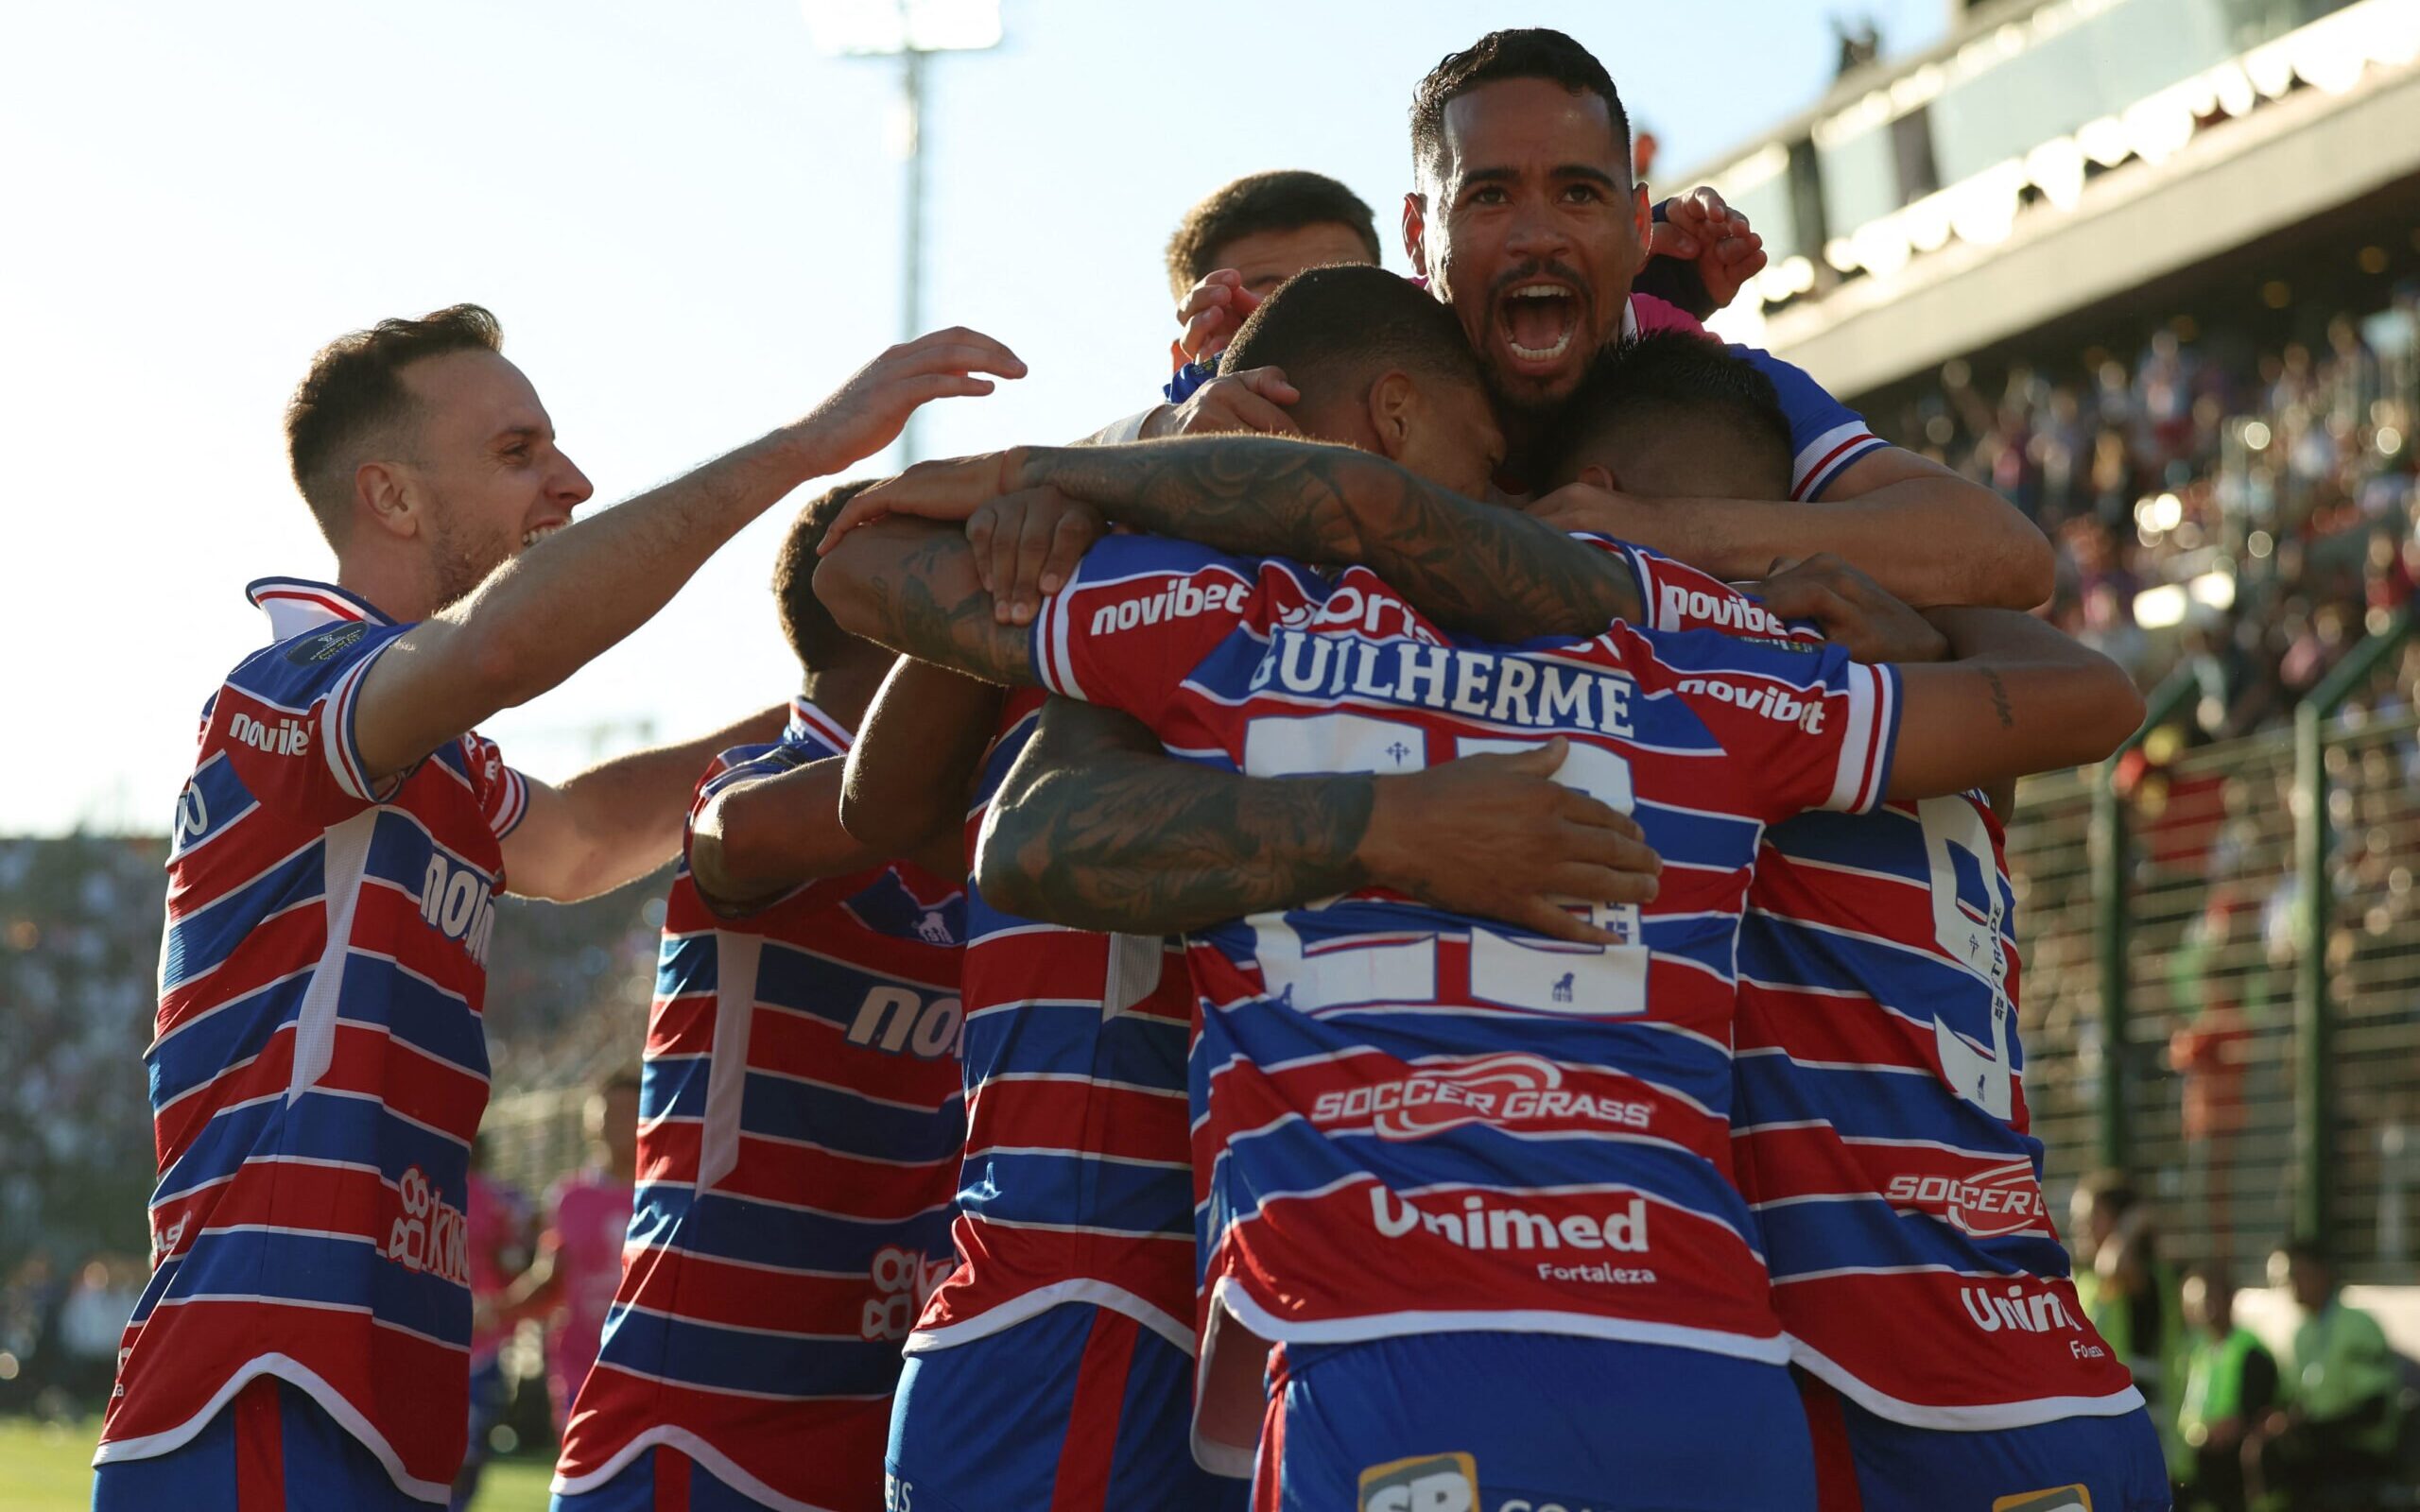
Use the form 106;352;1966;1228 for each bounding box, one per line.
804;0;1003;463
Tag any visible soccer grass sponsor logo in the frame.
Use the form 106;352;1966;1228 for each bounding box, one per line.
1358;1451;1478;1512
1884;1161;2048;1238
1309;1053;1653;1142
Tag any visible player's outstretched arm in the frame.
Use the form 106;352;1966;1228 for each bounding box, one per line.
1884;610;2145;799
349;329;1024;783
1533;448;2051;611
978;699;1656;942
826;438;1642;643
501;706;786;902
835;657;1004;869
814;518;1039;685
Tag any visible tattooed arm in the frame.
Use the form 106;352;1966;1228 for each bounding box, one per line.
977;698;1660;939
1885;609;2144;799
833;438;1643;643
814;517;1038;684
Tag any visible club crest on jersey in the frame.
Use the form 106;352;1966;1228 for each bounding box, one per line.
1884;1162;2047;1238
1358;1452;1479;1512
284;622;370;664
227;710;310;756
420;851;497;965
385;1164;470;1285
861;1245;953;1341
1251;631;1635;737
1310;1054;1653;1142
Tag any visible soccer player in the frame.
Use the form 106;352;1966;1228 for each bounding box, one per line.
95;306;1020;1510
1531;335;2169;1512
816;424;2138;1509
1158;29;2052;611
491;1070;643;1429
549;482;974;1512
1165;169;1384;378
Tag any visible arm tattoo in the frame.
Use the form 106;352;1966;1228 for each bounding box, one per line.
841;526;1036;685
1025;439;1642;642
979;704;1375;935
1979;666;2016;730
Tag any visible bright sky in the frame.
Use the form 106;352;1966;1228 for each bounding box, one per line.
0;0;1949;835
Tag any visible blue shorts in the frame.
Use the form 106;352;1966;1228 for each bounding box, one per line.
1257;1332;1814;1512
551;1444;784;1512
886;1302;1248;1512
1801;1374;2169;1512
94;1375;430;1512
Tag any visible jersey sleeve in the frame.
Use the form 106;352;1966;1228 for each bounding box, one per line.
459;732;530;842
1635;625;1902;819
208;619;415;824
680;741;873;919
1728;345;1889;502
1029;533;1304;728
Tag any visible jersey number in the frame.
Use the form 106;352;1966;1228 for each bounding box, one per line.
1917;797;2014;1119
1239;713;1648;1017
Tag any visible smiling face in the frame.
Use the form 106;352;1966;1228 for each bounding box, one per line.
1407;77;1650;424
393;349;593;608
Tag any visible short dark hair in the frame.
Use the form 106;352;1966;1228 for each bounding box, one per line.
1164;171;1382;301
1535;334;1791;492
1221;265;1481;413
285;303;504;545
774;479;879;673
1410;29;1631;183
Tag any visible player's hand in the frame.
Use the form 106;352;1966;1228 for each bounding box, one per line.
819;447;1030;554
1359;738;1660;945
1524;480;1648;539
968;487;1106;625
1652;186;1767;312
1758;555;1949;664
1173;268;1262;366
791;328;1026;476
1141;367;1301;438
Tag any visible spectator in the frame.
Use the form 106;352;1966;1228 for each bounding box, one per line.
2176;1267;2277;1512
454;1134;534;1512
494;1068;642;1428
2072;1173;2189;1472
2245;1240;2402;1507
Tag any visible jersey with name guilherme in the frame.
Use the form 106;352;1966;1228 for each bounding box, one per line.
100;578;529;1503
1637;559;2139;1428
904;690;1200;1362
1027;534;1902;1374
553;700;968;1512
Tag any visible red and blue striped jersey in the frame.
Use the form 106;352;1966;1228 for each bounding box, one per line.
905;690;1199;1361
1026;534;1901;1403
553;700;968;1512
98;577;528;1503
1646;571;2140;1427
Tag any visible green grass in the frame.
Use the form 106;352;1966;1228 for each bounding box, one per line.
0;1418;558;1511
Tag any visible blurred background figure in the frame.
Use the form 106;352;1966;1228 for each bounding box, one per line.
2073;1173;2189;1474
2244;1242;2402;1510
454;1135;535;1512
2177;1267;2276;1512
494;1070;642;1432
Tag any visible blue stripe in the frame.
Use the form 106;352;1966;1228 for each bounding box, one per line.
147;971;311;1108
625;1183;957;1274
154;1090;470;1205
161;842;324;992
359;957;488;1078
1757;1194;2073;1284
960;998;1186;1092
1734;1055;2041;1154
1738;926;2020;1066
954;1148;1190;1239
163;1225;466;1341
591;1301;910;1399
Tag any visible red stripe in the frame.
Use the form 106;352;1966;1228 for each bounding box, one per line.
1792;435;1876;501
234;1376;285;1512
1048;1310;1140;1512
255;588;366;623
1252;1344;1289;1512
1796;1369;1862;1512
654;1445;693;1512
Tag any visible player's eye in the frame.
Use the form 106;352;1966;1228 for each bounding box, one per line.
1465;185;1507;206
1562;183;1601;203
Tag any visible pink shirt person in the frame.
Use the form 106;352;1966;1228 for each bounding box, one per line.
541;1168;634;1423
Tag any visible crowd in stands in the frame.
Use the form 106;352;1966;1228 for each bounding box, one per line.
1873;284;2420;742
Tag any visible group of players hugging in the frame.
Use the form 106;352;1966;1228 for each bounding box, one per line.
94;26;2178;1512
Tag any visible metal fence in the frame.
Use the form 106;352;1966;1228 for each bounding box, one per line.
2006;611;2420;1285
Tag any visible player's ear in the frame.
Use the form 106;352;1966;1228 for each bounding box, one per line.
354;459;419;541
1629;182;1653;278
1366;370;1419;464
1402;193;1429;279
1580;462;1621;492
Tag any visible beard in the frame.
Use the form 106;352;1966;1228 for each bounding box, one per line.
424;505;516;612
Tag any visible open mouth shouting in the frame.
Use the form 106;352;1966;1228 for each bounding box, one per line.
1494;276;1589;375
519;519;568;551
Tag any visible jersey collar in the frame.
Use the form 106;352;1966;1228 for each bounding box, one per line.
246;577;395;641
785;696;856;753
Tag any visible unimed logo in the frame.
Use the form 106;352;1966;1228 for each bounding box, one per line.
1368;1186;1648;1256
